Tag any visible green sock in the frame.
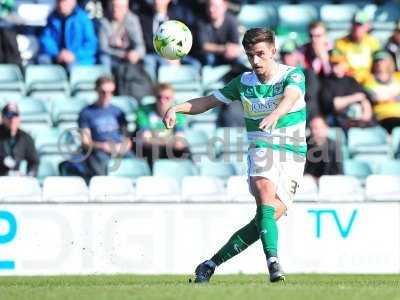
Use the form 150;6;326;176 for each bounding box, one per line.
211;217;259;266
257;204;278;258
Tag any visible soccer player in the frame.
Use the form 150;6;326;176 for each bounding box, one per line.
163;28;306;283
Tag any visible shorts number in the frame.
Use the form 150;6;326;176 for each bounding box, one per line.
290;180;298;195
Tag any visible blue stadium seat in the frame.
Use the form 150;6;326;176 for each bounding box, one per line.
0;64;25;94
108;157;151;180
17;97;51;124
185;128;210;156
343;159;372;180
348;126;388;156
198;159;236;180
353;153;390;174
277;4;319;32
174;90;203;104
70;65;111;93
158;65;202;92
201;64;231;92
25;65;69;95
377;160;400;176
320;4;359;30
391;127;400;158
238;4;278;30
153;159;198;184
37;154;65;184
370;3;400;30
34;127;76;155
51;97;88;126
0;91;23;102
111;95;138;123
215;127;249;156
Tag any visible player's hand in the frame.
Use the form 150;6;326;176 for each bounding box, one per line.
163;107;177;129
259;112;280;132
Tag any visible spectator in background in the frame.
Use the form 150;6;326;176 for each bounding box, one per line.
196;0;242;66
305;115;342;179
319;50;373;129
134;83;190;168
99;0;154;101
363;51;400;133
300;21;332;77
335;11;380;84
279;40;303;68
140;0;200;79
0;103;39;176
99;0;145;69
60;76;131;180
386;21;400;71
39;0;98;68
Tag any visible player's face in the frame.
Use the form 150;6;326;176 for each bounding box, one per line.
156;88;175;107
245;42;276;76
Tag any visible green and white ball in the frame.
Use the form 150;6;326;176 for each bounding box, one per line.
153;20;193;60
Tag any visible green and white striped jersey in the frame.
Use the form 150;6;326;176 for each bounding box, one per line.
212;64;307;156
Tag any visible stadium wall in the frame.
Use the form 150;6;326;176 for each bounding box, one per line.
0;202;399;275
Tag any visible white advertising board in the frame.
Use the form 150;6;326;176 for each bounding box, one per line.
0;202;399;275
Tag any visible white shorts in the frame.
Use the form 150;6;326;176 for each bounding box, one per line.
247;147;306;209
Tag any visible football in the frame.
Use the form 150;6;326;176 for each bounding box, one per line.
153;20;193;60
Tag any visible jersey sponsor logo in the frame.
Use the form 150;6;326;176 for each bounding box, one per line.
251;100;277;113
273;82;284;95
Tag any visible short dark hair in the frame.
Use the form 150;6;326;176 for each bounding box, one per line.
242;28;275;50
95;75;115;90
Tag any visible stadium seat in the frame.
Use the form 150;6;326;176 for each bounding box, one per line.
371;29;393;46
370;3;400;30
238;4;278;30
153;159;198;184
16;97;51;124
70;65;111;93
111;96;138;118
377;160;400;176
231;153;248;176
366;175;400;201
201;65;231;92
181;176;226;202
347;126;388;156
25;65;69;95
390;127;400;158
42;176;89;202
185;128;210;156
320;4;359;30
226;176;253;202
89;176;135;202
294;175;318;202
0;91;23;102
158;65;201;92
198;159;236;179
34;127;76;155
318;175;365;202
73;90;98;103
352;153;390;174
0;64;25;93
51;97;88;126
277;4;319;32
37;154;64;183
174;90;203;104
343;159;372;180
108;157;151;180
214;127;249;156
0;176;41;202
136;176;180;202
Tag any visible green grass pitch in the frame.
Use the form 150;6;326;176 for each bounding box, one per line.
1;274;400;300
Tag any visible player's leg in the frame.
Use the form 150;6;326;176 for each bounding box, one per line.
194;199;286;283
250;176;286;282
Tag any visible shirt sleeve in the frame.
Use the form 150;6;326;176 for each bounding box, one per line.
212;75;241;104
284;68;306;95
136;107;150;130
78;109;89;129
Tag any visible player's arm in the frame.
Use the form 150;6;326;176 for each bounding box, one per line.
259;87;302;131
163;95;223;129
